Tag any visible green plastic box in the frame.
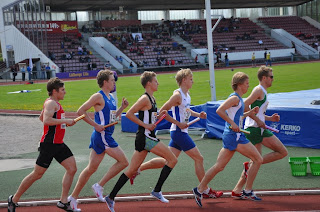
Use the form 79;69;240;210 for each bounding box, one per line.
308;157;320;176
289;157;308;176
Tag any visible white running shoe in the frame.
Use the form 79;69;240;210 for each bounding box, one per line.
151;190;169;203
92;183;105;202
67;196;81;212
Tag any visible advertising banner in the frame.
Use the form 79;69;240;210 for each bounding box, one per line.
16;21;78;33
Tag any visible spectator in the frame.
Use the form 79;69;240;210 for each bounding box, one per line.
195;54;199;63
129;62;134;73
20;65;26;81
78;46;83;54
252;52;256;67
27;65;32;81
264;51;267;62
45;64;51;79
66;53;72;60
204;55;208;64
32;64;37;79
165;59;170;66
60;65;65;73
11;66;17;82
266;52;272;66
41;64;46;79
171;59;175;66
87;63;92;70
105;61;111;69
60;40;64;49
225;53;229;67
119;56;123;63
137;60;144;67
77;32;83;41
258;40;263;45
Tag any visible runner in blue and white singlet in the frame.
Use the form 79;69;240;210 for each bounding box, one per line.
90;90;118;154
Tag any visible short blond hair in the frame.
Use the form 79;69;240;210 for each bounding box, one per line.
257;65;272;81
140;71;156;88
97;69;114;88
232;72;249;91
175;68;192;86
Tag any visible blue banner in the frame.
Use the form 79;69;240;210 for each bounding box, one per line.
56;70;100;79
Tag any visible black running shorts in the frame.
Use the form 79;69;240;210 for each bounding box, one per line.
36;142;73;168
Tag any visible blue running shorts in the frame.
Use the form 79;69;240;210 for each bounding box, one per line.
222;132;249;151
169;131;196;151
90;131;118;154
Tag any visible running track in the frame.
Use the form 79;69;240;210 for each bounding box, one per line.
1;195;320;211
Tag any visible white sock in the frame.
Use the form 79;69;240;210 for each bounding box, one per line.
203;188;210;194
244;190;252;194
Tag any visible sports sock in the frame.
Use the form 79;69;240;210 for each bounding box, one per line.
203;187;210;194
244;190;252;194
109;173;129;200
153;165;173;192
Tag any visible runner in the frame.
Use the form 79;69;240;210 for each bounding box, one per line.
8;77;78;212
68;69;129;211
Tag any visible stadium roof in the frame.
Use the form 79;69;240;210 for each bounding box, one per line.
45;0;311;12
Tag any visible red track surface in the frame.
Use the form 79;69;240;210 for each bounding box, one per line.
1;195;320;212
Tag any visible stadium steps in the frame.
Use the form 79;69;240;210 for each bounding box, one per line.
81;33;108;66
171;35;196;62
253;19;272;35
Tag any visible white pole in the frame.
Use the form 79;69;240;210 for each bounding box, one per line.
205;0;216;101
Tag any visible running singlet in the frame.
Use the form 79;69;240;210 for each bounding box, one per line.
136;92;158;141
40;99;66;144
170;88;191;133
94;90;117;135
244;85;269;129
223;92;245;134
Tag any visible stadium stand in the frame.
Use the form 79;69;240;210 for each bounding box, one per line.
47;32;105;72
182;18;287;53
259;16;320;50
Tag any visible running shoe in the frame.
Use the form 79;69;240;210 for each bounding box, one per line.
92;183;105;202
130;171;140;185
192;187;203;208
151;190;169;203
231;191;245;199
105;196;115;212
243;161;250;179
67;196;81;212
56;201;73;212
202;188;223;199
8;195;18;212
242;190;262;201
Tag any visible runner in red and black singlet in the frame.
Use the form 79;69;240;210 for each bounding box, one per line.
8;78;79;212
40;99;66;144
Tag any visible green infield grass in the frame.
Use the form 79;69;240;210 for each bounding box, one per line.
1;62;320;112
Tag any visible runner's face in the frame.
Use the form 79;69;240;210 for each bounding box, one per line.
184;75;193;89
266;71;274;87
149;77;159;92
105;75;115;91
57;86;66;100
239;79;249;94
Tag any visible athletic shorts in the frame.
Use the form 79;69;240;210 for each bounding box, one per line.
90;131;118;154
245;127;274;145
222;132;249;151
36;142;73;168
169;131;196;151
135;133;159;152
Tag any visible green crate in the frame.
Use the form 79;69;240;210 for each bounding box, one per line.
308;157;320;176
289;157;308;176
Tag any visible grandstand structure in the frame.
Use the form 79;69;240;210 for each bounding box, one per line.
1;0;320;81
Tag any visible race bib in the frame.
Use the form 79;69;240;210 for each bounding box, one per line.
110;110;117;123
61;113;66;129
151;112;157;124
239;115;244;129
183;108;191;123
